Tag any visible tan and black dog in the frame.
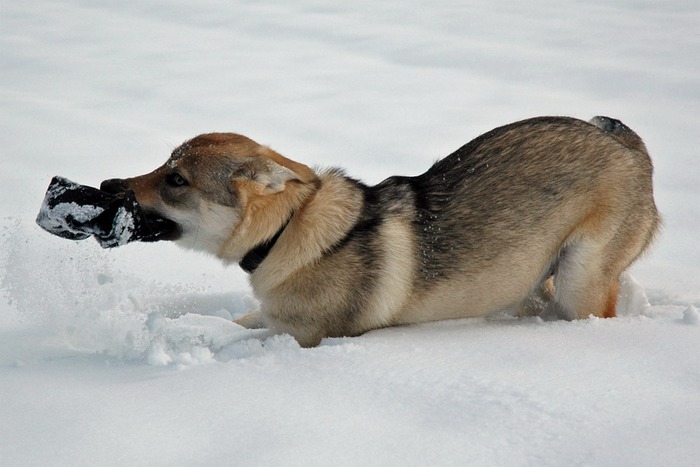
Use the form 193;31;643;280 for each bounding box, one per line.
101;116;660;347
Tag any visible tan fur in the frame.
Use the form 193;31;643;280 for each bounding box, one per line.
104;117;661;347
251;171;364;292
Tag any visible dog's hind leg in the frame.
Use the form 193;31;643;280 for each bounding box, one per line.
541;240;619;319
542;210;656;320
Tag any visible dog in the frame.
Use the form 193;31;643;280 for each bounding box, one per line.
100;116;660;347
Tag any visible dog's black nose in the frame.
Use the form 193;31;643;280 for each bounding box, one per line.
100;178;128;194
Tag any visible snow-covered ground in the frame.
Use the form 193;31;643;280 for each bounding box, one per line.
1;1;699;465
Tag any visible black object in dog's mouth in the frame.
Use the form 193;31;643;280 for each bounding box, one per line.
36;176;179;248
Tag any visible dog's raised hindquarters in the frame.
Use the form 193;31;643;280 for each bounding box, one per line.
100;116;661;347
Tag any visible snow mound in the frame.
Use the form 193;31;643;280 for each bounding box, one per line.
143;312;289;367
1;219;279;366
617;272;652;316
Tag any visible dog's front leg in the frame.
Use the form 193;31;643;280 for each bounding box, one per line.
234;310;267;329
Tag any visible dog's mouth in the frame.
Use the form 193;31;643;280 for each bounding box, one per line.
137;209;180;242
125;200;181;244
36;176;180;248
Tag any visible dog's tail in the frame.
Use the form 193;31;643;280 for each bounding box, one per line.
589;116;648;154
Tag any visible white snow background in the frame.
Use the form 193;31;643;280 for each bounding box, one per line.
1;1;699;465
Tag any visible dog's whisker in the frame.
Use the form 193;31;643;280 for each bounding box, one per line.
192;225;200;249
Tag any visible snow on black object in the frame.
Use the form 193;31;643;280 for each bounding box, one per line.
36;176;176;248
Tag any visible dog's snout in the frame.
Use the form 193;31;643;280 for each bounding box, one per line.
100;178;128;195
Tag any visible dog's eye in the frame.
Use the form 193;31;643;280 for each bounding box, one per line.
166;172;188;188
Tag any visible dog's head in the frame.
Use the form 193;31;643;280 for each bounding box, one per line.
101;133;319;261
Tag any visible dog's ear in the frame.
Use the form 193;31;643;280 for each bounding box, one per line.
231;157;301;195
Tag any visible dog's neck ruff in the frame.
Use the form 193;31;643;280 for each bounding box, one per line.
239;218;291;274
